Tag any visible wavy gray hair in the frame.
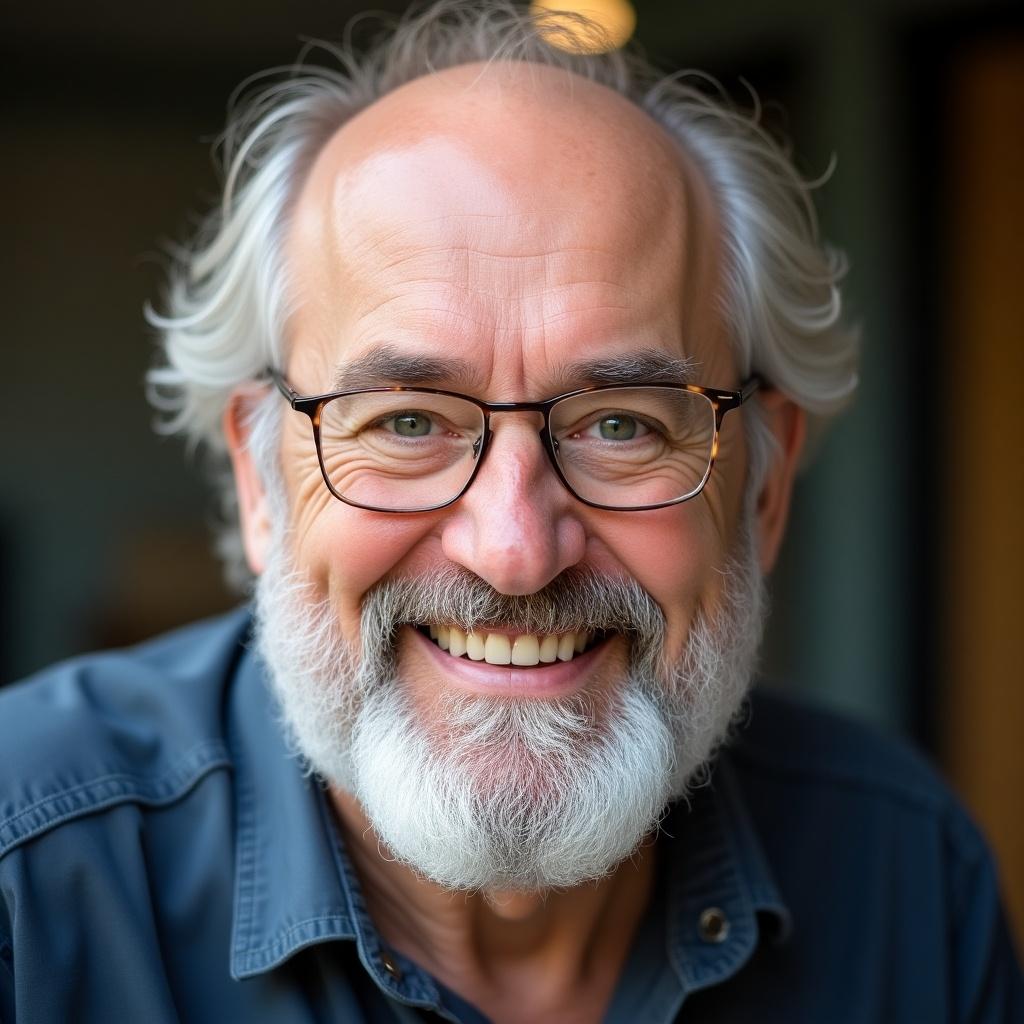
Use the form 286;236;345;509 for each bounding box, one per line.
146;0;858;588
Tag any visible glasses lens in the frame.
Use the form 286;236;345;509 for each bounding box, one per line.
318;391;484;510
550;387;716;508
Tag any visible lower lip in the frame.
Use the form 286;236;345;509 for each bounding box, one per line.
405;625;612;698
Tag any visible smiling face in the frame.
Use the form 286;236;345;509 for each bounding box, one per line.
227;62;801;887
271;64;746;697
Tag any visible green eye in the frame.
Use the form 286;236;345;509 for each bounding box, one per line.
598;415;637;440
390;412;433;437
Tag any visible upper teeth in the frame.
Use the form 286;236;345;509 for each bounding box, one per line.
426;625;593;666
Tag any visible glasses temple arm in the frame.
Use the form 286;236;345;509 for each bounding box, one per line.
741;375;763;402
265;366;300;404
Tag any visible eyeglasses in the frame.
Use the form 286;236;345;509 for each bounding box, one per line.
269;369;759;513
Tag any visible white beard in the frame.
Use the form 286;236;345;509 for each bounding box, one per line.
254;527;766;893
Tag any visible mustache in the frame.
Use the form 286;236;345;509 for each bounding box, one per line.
359;564;667;663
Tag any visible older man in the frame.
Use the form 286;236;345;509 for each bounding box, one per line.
1;2;1020;1021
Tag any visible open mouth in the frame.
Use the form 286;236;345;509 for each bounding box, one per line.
416;624;608;667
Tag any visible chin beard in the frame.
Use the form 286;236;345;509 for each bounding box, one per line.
254;528;766;893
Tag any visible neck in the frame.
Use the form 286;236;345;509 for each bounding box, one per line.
331;790;656;1023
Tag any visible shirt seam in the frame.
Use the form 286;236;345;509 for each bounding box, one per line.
229;722;258;966
0;739;231;858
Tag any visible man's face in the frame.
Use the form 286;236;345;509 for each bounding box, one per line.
278;65;748;702
238;64;774;890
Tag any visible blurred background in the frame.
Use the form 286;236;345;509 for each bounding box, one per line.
2;0;1021;941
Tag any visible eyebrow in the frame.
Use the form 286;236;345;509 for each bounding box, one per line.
330;346;482;391
558;350;700;388
328;345;698;395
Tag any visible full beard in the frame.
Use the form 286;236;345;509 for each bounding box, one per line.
254;526;766;893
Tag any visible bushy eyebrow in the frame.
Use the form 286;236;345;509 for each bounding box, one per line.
329;345;699;394
330;346;482;391
559;350;700;388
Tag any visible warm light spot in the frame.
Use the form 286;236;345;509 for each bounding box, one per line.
530;0;637;54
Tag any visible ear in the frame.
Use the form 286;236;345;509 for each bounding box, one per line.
223;386;274;576
752;390;806;574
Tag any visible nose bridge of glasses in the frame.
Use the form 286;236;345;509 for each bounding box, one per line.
471;404;561;492
479;401;550;443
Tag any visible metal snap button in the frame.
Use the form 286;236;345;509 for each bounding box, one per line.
698;906;730;944
380;952;402;979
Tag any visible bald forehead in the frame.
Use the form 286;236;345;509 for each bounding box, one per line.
293;62;710;256
329;63;684;192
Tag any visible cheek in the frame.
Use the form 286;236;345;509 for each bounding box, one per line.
281;430;444;645
295;508;445;645
588;496;738;662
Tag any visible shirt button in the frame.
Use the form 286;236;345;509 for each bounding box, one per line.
380;952;402;980
698;907;730;944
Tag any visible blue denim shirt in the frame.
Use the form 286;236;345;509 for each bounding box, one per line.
0;610;1020;1022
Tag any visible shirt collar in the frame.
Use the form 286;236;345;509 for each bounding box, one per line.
227;639;357;980
661;749;792;997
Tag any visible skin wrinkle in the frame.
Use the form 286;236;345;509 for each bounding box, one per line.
374;243;628;268
349;292;637;335
357;277;632;306
349;253;637;335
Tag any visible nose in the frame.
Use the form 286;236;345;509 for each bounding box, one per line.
439;417;587;595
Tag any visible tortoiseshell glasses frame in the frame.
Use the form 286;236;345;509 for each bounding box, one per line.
268;367;760;514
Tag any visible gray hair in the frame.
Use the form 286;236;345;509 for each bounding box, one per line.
146;0;858;588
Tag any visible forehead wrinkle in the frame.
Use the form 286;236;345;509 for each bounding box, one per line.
348;239;640;339
370;242;632;275
358;285;634;325
332;222;640;341
340;204;636;285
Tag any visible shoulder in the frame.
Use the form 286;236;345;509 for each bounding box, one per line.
735;688;946;798
0;609;250;860
733;687;986;839
721;689;1024;1018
